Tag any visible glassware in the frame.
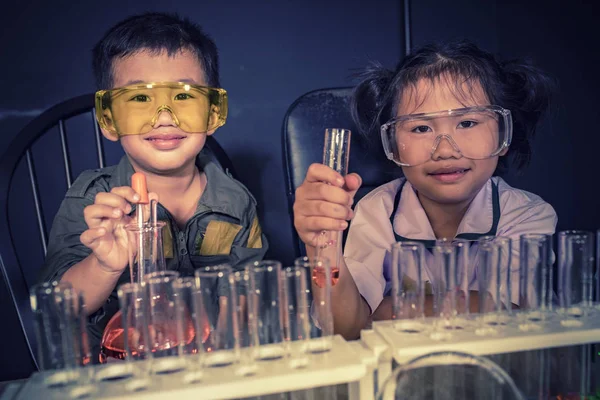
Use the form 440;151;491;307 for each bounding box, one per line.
145;271;195;375
246;261;289;361
294;256;334;353
376;351;526;400
431;240;457;331
452;239;471;316
475;238;503;335
519;233;553;326
316;128;351;286
194;264;241;367
558;230;594;326
100;219;166;363
283;266;311;366
30;281;90;388
116;282;151;381
391;242;425;324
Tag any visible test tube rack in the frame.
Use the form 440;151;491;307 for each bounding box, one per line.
371;308;600;365
11;335;375;400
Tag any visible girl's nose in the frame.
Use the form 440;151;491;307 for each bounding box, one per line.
430;134;463;161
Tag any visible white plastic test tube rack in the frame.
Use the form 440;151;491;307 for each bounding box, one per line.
371;309;600;365
12;335;376;400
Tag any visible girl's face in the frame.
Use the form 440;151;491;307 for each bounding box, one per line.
397;76;506;207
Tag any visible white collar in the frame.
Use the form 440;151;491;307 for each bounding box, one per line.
393;178;496;241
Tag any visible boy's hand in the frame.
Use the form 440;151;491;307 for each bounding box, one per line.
80;186;158;274
293;163;362;249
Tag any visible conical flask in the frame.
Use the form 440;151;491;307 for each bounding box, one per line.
100;221;169;362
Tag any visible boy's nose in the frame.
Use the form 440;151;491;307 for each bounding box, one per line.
151;105;180;128
430;134;462;161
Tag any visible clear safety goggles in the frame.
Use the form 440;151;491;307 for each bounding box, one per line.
380;106;512;167
95;82;228;137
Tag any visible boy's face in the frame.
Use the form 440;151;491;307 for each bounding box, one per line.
102;49;211;175
397;76;506;207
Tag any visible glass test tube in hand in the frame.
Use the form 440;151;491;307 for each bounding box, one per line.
317;128;351;286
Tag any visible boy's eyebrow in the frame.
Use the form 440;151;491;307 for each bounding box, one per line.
123;78;199;86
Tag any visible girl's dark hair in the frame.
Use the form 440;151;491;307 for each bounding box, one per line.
92;12;220;89
351;40;556;171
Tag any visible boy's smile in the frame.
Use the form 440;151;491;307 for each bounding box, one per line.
144;131;189;151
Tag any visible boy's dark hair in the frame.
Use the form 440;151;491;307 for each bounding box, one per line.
351;40;556;171
92;12;220;89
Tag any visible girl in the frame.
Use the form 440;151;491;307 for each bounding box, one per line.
293;40;557;339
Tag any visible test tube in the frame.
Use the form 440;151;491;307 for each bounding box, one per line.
519;234;553;323
116;282;151;384
558;230;594;326
477;236;513;329
318;128;351;281
144;271;184;375
246;260;288;361
30;281;90;387
476;239;502;335
493;237;513;315
432;240;458;329
323;128;351;176
453;239;471;316
294;256;334;353
172;277;205;381
391;242;425;323
283;266;311;365
194;264;241;367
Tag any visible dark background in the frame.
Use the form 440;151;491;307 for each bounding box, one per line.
0;0;597;381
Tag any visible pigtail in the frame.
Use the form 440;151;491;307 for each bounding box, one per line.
350;62;395;147
501;60;557;169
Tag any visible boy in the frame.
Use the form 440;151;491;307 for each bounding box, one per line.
38;12;268;358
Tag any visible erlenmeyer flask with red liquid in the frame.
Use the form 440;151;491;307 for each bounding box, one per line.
99;173;198;362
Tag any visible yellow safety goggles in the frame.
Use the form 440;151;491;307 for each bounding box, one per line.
95;82;228;137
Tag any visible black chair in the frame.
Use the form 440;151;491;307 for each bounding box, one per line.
0;93;237;372
282;87;399;259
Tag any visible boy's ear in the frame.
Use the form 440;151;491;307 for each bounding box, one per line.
100;127;119;142
206;104;221;136
98;109;120;141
